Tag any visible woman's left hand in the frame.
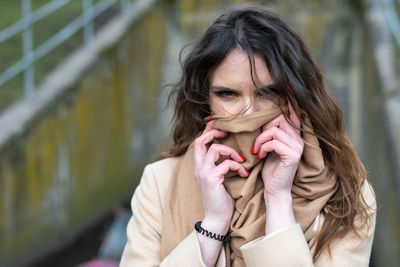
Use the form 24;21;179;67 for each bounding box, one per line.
252;101;304;198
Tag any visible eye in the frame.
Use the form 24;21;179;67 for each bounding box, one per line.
215;90;238;98
257;88;274;98
257;92;273;98
257;91;267;98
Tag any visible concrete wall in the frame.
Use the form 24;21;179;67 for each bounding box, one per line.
0;2;166;266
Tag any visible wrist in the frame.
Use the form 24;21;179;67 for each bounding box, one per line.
201;216;230;235
264;191;292;204
264;192;296;235
195;221;231;243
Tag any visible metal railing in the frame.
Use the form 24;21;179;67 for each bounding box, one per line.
0;0;133;101
382;0;400;46
382;0;400;95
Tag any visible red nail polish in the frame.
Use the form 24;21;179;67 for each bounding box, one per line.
251;145;255;154
210;114;214;119
257;152;260;159
239;154;245;161
246;170;250;176
288;83;293;92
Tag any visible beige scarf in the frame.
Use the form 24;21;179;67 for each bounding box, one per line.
160;107;337;266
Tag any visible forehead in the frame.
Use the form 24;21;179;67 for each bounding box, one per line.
210;49;273;86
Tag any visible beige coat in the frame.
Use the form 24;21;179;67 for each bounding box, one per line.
120;157;376;267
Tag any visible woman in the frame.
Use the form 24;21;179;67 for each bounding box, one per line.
120;5;376;267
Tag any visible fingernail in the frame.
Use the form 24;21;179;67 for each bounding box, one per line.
288;83;293;92
245;170;250;176
210;114;214;119
257;152;260;159
251;145;255;154
239;154;245;161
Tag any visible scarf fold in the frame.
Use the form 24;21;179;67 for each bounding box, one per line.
160;107;337;267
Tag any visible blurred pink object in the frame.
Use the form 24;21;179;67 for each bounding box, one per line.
76;258;119;267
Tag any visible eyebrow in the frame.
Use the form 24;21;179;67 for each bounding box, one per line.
210;86;240;92
211;83;277;92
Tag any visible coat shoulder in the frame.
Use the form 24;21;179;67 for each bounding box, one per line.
142;157;180;205
147;157;180;181
305;179;376;241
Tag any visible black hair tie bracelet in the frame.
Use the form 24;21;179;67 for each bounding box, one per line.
194;221;231;243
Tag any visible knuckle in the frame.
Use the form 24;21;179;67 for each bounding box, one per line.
270;126;279;134
208;129;217;135
194;138;202;147
223;159;236;167
259;142;267;151
229;162;240;170
221;159;233;165
208;144;218;152
212;143;223;149
203;152;214;162
258;131;270;143
213;129;225;137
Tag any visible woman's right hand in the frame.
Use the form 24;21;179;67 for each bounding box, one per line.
193;120;249;227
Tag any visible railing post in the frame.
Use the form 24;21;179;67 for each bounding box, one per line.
383;0;400;96
83;0;94;49
22;0;35;101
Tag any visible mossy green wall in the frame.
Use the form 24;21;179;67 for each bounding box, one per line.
0;5;166;266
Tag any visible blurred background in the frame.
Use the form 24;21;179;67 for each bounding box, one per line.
0;0;399;266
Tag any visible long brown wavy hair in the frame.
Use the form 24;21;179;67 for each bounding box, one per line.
157;5;374;261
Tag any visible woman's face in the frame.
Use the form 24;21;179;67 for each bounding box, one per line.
209;48;277;116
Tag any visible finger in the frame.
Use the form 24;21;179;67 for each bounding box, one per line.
197;129;228;147
215;159;249;177
257;140;301;164
262;114;299;140
253;126;300;154
206;144;245;165
194;129;228;163
203;120;215;134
